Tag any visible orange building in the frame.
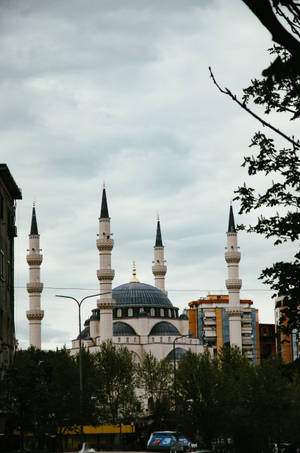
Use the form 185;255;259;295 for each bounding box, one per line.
188;294;260;363
275;297;299;363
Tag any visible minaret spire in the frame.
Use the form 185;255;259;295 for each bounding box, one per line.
225;202;242;348
100;184;109;218
152;216;167;295
26;203;44;349
155;216;163;246
30;202;38;235
228;202;236;233
96;185;115;342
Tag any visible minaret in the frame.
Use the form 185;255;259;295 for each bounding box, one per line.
225;203;242;348
96;185;115;342
152;216;167;295
26;203;44;349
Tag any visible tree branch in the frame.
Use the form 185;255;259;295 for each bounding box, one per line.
209;67;300;149
241;0;300;57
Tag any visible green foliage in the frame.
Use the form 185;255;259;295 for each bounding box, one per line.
0;347;81;450
137;352;173;430
176;346;300;453
176;349;221;447
93;340;141;424
243;45;300;119
233;43;300;333
4;345;300;452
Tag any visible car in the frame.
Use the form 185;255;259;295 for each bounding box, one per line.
147;431;192;451
78;442;95;453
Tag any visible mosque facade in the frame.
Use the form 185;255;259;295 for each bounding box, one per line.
70;186;204;361
26;187;259;362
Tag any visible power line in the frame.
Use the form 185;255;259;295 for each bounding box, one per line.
15;286;273;292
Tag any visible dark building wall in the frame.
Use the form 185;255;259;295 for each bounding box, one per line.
0;165;22;376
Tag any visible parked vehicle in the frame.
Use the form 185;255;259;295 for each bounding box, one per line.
147;431;192;451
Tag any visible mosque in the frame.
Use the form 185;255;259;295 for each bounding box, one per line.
26;186;258;361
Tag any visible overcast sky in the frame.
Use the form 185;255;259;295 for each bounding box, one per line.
1;0;297;350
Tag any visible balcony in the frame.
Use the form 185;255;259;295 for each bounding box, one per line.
203;318;216;326
242;339;253;345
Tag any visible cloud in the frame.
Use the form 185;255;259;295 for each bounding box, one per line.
1;0;296;349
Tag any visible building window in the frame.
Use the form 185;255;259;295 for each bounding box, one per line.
134;337;136;343
152;337;155;343
128;308;133;317
151;308;155;317
126;337;129;343
118;337;120;343
160;309;164;317
117;308;122;318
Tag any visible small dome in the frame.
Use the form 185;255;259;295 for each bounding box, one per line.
179;313;188;320
112;282;173;308
113;322;137;336
90;309;100;321
166;347;187;361
149;321;180;336
77;326;90;340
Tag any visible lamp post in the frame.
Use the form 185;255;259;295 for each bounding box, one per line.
172;334;191;439
56;292;111;444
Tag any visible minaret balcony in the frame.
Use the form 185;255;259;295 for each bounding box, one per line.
226;278;242;290
26;309;44;320
225;250;241;263
226;306;243;318
152;264;167;275
97;269;115;281
96;238;114;251
97;297;116;309
27;253;43;265
27;282;44;293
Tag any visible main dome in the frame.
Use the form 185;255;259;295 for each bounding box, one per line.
112;282;173;308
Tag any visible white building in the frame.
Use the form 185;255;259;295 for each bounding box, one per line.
70;186;205;362
26;188;259;361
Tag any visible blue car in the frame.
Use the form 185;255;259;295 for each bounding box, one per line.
147;431;191;451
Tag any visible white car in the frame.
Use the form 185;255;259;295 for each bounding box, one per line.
78;442;95;453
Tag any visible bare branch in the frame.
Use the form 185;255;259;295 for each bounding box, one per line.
209;66;300;149
277;6;300;38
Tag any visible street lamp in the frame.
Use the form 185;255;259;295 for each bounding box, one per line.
172;334;192;439
56;292;111;443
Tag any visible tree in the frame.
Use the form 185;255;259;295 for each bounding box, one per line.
0;347;81;451
137;352;173;431
217;346;257;453
93;341;140;425
250;357;298;449
241;1;300;61
176;349;221;448
210;2;300;333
